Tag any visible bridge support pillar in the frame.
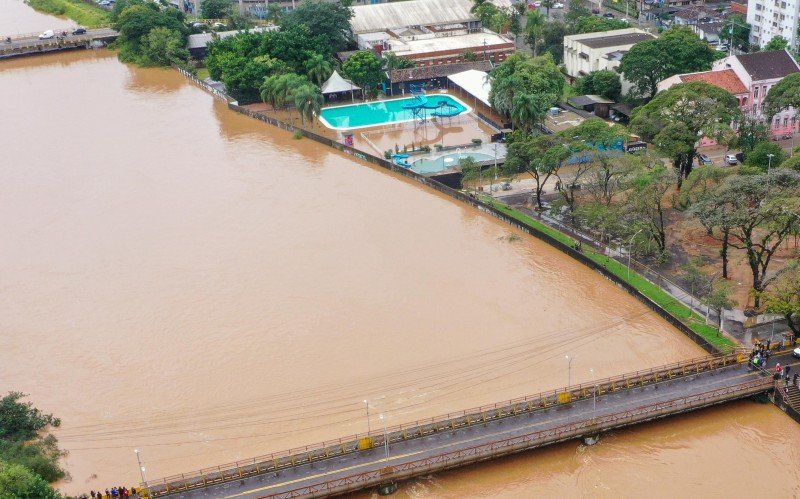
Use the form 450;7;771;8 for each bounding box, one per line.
583;434;600;446
377;481;398;496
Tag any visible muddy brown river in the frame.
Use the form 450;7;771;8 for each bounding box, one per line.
0;8;798;496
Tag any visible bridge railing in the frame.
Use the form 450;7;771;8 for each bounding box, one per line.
258;376;774;499
146;351;750;496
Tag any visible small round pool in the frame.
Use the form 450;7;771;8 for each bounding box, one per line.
412;153;493;174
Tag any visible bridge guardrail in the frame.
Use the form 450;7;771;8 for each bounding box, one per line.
146;351;749;496
259;376;773;499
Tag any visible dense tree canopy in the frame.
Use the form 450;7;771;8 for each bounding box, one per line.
631;81;740;183
572;16;630;34
719;13;750;51
342;50;384;93
763;35;789;51
280;0;353;53
764;73;800;118
745;141;787;171
0;392;66;494
619;26;716;99
575;70;621;101
489;52;563;126
200;0;230;19
113;1;188;66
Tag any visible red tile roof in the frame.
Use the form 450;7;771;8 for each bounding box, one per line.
730;2;747;14
679;69;748;95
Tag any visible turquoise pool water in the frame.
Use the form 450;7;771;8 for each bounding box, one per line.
319;95;470;130
412;152;493;174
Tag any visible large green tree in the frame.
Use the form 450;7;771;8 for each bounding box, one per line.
571;16;630;34
140;27;189;66
280;0;353;53
760;261;800;339
304;53;334;87
575;70;622;101
619;26;716;99
763;35;789;51
342;50;384;93
719;13;750;51
294;84;324;126
489;52;563;126
502;132;570;209
630;81;740;184
732;116;771;154
764;73;800;118
746;141;788;171
200;0;230;19
0;461;61;499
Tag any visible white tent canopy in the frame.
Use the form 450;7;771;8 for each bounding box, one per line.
447;69;491;108
320;71;361;94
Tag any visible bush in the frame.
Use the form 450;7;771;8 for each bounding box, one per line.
292;129;303;140
434;144;443;151
471;138;483;145
384;150;392;159
419;145;431;153
26;0;109;27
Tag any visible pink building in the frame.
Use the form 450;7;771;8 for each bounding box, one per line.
712;50;800;138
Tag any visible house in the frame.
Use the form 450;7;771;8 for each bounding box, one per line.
713;50;800;135
694;21;724;44
563;28;657;94
746;0;799;49
673;6;722;25
730;2;748;15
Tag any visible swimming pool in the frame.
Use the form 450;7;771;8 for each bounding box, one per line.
318;95;471;130
411;152;493;174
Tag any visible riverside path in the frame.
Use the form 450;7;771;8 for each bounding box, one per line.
0;28;118;59
145;348;798;498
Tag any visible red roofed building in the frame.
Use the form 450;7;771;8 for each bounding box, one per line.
729;2;747;15
657;69;749;106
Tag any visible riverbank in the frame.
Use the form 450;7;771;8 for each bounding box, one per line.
190;67;738;353
25;0;108;28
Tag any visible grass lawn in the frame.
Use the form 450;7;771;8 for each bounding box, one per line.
26;0;110;28
481;197;736;352
196;67;210;80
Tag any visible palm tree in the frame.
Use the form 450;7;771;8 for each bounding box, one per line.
511;92;544;131
525;9;544;56
294;84;324;128
260;75;280;111
305;54;333;87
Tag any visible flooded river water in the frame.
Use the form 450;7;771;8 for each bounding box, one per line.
0;9;798;496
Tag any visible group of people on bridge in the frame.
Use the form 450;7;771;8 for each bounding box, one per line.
76;486;140;499
749;340;773;369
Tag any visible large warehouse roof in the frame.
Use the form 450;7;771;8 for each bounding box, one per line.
350;0;514;34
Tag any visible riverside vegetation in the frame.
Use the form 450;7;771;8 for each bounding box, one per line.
25;0;109;28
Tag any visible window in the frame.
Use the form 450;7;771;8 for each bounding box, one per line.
754;87;759;98
774;118;780;129
781;1;787;7
756;3;763;9
753;104;758;113
784;117;789;127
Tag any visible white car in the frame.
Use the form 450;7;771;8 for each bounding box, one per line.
38;30;55;40
552;2;565;8
793;346;800;359
725;154;738;165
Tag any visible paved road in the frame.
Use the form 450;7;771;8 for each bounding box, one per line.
162;353;795;498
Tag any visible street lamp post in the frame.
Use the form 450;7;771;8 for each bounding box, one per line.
627;228;644;279
134;449;147;486
363;400;371;435
589;368;597;413
379;414;390;461
565;355;573;387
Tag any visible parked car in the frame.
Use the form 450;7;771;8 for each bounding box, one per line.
793;346;800;358
697;154;712;165
502;182;512;191
98;0;111;6
591;8;601;14
725;154;738;165
72;27;87;35
212;22;227;29
736;152;746;163
603;12;615;18
716;44;729;52
38;30;54;39
552;2;564;8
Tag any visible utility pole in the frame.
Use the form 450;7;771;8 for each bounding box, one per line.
134;449;147;486
363;400;371;435
379;414;390;461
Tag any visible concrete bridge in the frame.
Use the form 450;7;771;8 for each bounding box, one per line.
0;28;118;59
144;347;798;498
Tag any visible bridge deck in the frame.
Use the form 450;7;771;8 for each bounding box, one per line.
151;351;794;498
0;28;118;59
